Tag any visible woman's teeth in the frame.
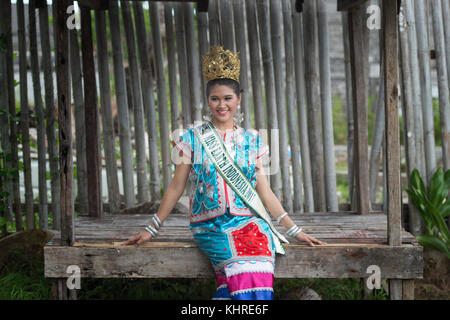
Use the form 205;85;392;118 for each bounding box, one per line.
217;109;229;116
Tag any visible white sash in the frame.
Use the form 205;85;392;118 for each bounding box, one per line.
193;121;288;255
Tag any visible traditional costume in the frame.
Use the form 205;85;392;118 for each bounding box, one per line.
171;46;288;300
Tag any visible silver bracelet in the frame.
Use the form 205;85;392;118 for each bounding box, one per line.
286;225;303;238
145;224;159;238
276;212;289;225
152;214;163;230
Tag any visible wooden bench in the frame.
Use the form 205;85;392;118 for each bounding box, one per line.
44;212;422;298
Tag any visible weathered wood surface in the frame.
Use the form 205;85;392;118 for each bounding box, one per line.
44;240;422;279
46;212;416;245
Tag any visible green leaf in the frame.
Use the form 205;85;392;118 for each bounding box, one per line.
429;168;446;208
444;169;450;190
410;169;427;196
417;235;450;258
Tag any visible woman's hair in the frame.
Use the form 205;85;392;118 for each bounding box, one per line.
206;78;241;98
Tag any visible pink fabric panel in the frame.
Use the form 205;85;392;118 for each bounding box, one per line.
226;272;274;293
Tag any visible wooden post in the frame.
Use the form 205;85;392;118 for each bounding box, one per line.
383;0;403;300
430;0;450;172
232;0;250;129
108;1;135;208
292;0;314;212
347;6;370;215
197;7;210;120
29;0;49;229
17;0;35;230
317;0;338;212
208;0;221;47
69;29;88;216
94;10;121;214
150;2;172;190
174;3;192;127
39;2;60;229
415;0;437;183
133;2;160;200
302;0;326;212
80;5;102;218
246;0;265;131
283;0;303;213
256;0;281;198
164;3;182;132
55;0;74;245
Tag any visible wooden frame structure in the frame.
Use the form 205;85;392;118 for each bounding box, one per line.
14;0;421;299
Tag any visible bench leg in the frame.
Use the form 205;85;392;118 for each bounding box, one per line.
51;278;78;300
389;279;402;300
402;279;415;300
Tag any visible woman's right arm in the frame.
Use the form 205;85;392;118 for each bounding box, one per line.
124;152;192;247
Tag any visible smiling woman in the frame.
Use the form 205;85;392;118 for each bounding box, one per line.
124;46;326;300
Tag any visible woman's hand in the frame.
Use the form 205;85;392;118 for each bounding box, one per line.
123;231;152;247
295;231;327;247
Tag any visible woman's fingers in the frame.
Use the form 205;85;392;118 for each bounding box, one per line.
296;232;327;247
123;235;139;246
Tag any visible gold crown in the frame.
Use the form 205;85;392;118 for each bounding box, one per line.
202;46;240;83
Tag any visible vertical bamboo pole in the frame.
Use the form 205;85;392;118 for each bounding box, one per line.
174;3;192;127
29;0;49;229
443;0;450;89
415;0;437;183
219;0;235;51
404;0;426;190
197;6;210;119
399;3;421;237
4;0;22;231
94;10;121;213
149;1;172;190
80;5;102;218
246;0;265;131
133;2;160;200
39;2;60;228
348;6;371;215
341;11;356;210
17;0;34;229
369;54;385;205
270;0;292;213
55;0;74;245
430;0;450;171
183;3;203;123
108;1;135;208
292;1;314;212
164;3;181;132
208;0;221;47
302;0;326;212
384;0;403;300
0;0;12;227
69;29;88;216
121;1;149;204
232;0;250;129
283;0;303;213
317;0;338;212
256;0;281;198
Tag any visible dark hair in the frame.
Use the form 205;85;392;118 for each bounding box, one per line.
206;78;241;98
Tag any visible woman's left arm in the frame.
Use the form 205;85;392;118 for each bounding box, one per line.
255;158;326;247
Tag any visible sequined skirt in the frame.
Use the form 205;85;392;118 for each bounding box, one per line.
190;209;276;300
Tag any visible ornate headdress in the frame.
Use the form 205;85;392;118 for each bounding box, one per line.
202;46;240;83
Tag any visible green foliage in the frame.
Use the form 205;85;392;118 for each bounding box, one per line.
406;168;450;259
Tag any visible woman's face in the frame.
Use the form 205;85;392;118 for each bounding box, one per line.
207;84;241;125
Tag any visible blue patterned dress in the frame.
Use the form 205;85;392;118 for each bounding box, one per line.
172;122;276;300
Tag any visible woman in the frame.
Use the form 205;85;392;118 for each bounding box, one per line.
124;46;326;300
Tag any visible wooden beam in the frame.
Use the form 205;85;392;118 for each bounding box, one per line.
348;7;370;214
55;0;74;245
337;0;368;11
44;243;423;279
80;6;102;218
295;0;304;12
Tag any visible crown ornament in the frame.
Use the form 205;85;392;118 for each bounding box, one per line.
202;46;240;83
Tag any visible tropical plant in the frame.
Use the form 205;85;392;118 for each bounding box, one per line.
406;168;450;259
